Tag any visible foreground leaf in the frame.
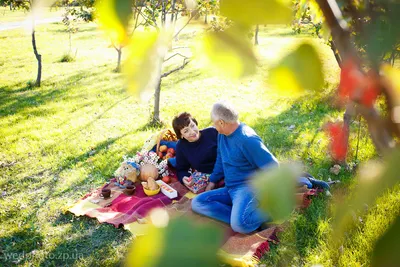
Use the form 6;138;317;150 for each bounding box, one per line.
252;166;298;223
334;149;400;237
124;30;170;96
202;26;257;78
220;0;292;26
126;217;223;267
96;0;133;43
269;43;324;94
371;216;400;267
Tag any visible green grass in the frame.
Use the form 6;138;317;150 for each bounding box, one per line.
0;7;64;23
0;18;398;266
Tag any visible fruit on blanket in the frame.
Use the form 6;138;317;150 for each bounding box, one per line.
140;164;159;181
157;152;164;159
159;145;168;152
167;148;175;155
165;152;173;159
162;176;171;184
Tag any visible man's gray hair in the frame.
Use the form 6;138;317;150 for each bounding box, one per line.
211;101;239;123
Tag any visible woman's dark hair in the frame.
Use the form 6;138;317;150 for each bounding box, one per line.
172;112;198;139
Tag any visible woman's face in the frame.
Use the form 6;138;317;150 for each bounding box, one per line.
180;119;200;142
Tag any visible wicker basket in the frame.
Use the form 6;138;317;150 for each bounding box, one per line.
155;129;178;154
142;129;178;152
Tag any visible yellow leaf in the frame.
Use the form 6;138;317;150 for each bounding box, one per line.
123;30;171;96
125;225;165;267
201;26;257;78
220;0;292;26
268;43;324;94
269;66;303;96
96;0;132;44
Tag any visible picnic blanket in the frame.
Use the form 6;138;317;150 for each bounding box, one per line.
68;179;319;266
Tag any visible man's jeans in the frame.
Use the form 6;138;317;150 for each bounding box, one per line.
191;185;269;234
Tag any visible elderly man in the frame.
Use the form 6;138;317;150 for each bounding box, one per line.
191;101;279;234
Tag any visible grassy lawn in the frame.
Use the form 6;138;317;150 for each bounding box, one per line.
0;7;64;23
0;17;398;266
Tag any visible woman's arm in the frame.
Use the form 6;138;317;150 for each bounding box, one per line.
175;141;192;183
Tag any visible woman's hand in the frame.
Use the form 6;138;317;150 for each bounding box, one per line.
205;182;216;191
183;176;194;187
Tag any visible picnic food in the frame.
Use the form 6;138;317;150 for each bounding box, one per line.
142;177;161;196
156;180;177;199
159;145;168;152
142;177;159;191
167;148;175;155
162;176;171;184
140;163;159;181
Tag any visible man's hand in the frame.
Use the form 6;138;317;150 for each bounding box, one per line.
183;176;194;187
205;182;216;191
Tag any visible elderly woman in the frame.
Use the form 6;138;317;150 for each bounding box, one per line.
172;112;222;187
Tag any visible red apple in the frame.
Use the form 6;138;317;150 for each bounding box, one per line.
165;153;173;159
162;176;171;183
167;148;175;155
157;152;164;159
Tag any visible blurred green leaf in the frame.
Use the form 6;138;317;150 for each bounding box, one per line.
126;217;223;267
269;43;324;94
96;0;133;43
220;0;292;26
124;30;170;96
371;216;400;267
364;2;400;64
252;166;298;223
202;26;257;78
334;149;400;237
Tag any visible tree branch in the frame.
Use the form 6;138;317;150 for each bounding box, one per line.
161;59;190;78
164;53;188;62
172;46;190;50
173;14;195;39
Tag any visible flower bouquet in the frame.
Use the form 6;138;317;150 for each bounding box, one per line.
123;149;169;180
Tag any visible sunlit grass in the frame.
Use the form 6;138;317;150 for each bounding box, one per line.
0;7;65;23
0;18;397;266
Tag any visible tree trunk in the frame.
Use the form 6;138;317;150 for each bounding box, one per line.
69;31;72;53
31;26;42;87
205;13;208;24
161;0;166;26
329;39;342;67
170;0;176;23
153;78;162;124
255;24;259;45
116;48;122;72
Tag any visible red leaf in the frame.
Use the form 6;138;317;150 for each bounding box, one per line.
338;59;366;99
326;122;349;161
360;74;379;107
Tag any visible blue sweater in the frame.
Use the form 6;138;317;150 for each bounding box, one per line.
209;123;279;187
175;127;219;182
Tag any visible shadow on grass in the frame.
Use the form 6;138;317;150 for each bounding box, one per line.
0;226;44;265
251;94;335;157
0;68;107;118
38;212;132;267
0;132;137;266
